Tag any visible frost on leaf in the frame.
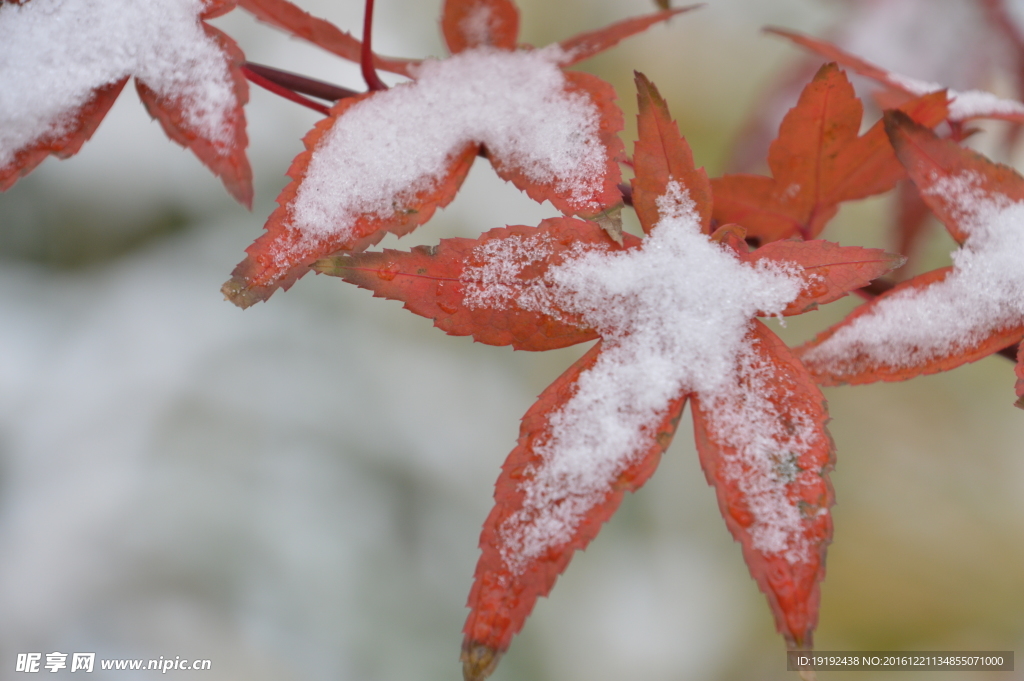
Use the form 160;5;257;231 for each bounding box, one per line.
224;46;625;308
800;113;1024;389
711;63;948;243
0;0;253;205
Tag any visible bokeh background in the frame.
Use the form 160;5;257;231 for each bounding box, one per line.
1;0;1023;679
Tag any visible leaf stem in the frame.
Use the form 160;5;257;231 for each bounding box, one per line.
244;62;359;102
361;0;388;91
241;64;331;115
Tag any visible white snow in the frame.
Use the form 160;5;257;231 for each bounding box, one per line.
0;0;236;169
802;171;1024;373
885;73;1024;122
287;45;606;249
461;182;820;571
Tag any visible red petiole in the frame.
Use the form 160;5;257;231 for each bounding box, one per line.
361;0;388;91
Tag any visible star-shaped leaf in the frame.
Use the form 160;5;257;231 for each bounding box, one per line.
0;0;253;206
799;111;1024;398
316;74;902;679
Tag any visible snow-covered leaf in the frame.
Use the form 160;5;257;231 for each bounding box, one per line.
330;75;887;678
799;113;1024;392
0;0;253;205
461;342;688;681
224;46;626;307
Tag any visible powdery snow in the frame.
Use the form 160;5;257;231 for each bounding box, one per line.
461;183;820;572
803;171;1024;373
288;46;606;244
885;73;1024;121
0;0;235;169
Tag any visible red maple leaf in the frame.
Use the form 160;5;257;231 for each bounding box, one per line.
0;0;253;206
711;62;948;243
221;0;697;308
315;73;903;680
798;111;1024;403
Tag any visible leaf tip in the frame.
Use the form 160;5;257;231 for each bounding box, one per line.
592;204;625;244
221;277;259;309
461;643;502;681
633;69;655;97
310;256;342;276
882;108;918;144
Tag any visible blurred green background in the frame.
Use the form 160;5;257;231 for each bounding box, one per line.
0;1;1021;679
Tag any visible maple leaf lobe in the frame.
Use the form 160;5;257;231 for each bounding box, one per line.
442;0;519;54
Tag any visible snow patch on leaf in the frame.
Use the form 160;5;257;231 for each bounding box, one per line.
461;233;558;314
486;182;808;571
803;171;1024;371
703;339;820;563
0;0;236;168
885;73;1024;121
288;46;607;246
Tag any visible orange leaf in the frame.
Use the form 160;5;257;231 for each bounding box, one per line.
712;64;948;242
314;218;639;350
235;0;417;76
748;239;905;315
632;71;711;233
461;341;688;680
441;0;519;54
557;5;699;67
136;24;253;208
0;77;128;192
884;110;1024;245
691;320;833;649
